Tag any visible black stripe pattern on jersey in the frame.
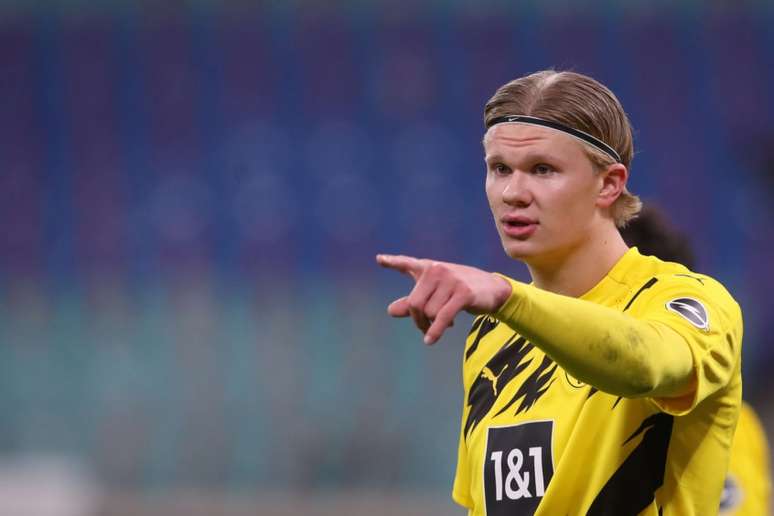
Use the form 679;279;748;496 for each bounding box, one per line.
467;315;486;337
586;413;674;515
495;355;558;416
623;277;658;312
464;335;533;438
674;273;704;285
465;335;558;438
466;316;500;361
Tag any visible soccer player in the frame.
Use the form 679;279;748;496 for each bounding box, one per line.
377;70;743;514
621;206;771;516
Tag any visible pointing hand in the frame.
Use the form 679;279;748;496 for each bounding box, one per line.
376;254;512;345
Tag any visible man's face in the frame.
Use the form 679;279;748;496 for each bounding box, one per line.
483;123;602;265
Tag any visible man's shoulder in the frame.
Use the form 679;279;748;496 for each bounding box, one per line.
651;269;739;314
630;252;737;304
623;252;741;326
627;248;691;279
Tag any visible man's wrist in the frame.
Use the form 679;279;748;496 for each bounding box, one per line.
491;273;519;316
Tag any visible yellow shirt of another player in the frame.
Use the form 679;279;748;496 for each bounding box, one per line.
453;247;742;515
720;402;771;515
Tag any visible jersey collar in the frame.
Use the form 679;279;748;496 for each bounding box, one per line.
580;247;643;302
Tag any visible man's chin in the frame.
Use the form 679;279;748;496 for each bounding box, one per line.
502;240;539;261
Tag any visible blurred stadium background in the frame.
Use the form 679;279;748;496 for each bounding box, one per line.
1;1;773;514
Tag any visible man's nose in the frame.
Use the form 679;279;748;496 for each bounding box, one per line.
501;171;532;207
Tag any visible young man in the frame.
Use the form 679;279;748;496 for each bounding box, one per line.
621;206;770;516
377;71;743;515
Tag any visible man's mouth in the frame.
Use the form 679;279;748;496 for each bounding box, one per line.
505;220;532;227
501;216;538;238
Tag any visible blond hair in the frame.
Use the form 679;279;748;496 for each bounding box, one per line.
484;70;642;227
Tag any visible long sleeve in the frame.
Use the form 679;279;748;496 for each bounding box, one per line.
493;274;741;407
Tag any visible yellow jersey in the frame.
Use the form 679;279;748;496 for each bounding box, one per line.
453;247;743;515
720;401;771;515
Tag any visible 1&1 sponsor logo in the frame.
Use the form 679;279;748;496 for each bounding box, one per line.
484;420;554;515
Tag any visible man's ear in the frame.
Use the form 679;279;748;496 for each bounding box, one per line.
597;163;628;209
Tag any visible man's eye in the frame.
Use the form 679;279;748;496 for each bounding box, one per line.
493;163;510;175
533;163;554;175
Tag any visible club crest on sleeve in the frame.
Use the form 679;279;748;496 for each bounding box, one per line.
665;297;709;330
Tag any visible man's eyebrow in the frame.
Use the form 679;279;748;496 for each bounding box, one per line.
484;154;504;164
485;152;561;164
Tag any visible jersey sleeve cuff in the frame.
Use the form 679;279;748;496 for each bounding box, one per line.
648;325;706;416
493;274;527;322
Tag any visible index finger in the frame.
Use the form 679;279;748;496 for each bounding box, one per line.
376;254;427;280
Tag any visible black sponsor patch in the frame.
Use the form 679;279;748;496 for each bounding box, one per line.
665;297;709;330
484;421;554;515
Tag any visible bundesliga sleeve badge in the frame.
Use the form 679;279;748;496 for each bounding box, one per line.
665;298;709;331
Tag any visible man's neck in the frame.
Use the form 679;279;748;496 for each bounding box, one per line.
526;226;630;298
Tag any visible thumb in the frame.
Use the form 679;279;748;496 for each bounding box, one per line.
387;296;411;317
